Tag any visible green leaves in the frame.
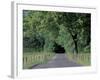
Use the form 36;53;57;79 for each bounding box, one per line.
23;10;91;53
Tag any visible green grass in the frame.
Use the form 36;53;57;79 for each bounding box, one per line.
23;48;39;53
67;53;91;66
23;51;55;69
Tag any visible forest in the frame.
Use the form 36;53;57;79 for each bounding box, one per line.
23;10;91;69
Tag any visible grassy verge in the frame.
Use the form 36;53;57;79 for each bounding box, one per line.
23;52;55;69
67;53;91;66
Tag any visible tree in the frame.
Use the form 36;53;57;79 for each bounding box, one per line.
56;12;91;53
23;10;91;54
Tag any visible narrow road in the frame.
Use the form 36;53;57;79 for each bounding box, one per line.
32;54;82;69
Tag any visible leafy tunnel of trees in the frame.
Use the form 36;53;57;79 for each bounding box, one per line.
23;10;91;54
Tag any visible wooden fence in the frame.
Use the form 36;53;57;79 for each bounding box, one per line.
67;53;91;65
23;53;54;69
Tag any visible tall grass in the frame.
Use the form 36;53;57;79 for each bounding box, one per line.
67;53;91;66
23;51;55;69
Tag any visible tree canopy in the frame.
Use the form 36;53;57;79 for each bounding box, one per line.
23;10;91;53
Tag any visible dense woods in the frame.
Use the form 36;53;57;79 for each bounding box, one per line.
23;10;91;54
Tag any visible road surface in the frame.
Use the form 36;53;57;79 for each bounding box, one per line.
31;54;82;69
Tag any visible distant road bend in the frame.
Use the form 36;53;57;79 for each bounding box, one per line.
31;54;82;69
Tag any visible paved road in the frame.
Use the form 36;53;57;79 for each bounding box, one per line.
32;54;82;69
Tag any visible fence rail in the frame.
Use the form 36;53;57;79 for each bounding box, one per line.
23;53;54;69
67;53;91;65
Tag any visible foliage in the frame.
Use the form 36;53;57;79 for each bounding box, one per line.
23;10;91;54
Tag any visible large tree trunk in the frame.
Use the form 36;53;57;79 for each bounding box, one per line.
72;34;78;54
67;28;78;54
74;40;78;54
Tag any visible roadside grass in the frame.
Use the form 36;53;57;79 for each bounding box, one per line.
23;51;55;69
67;53;91;66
